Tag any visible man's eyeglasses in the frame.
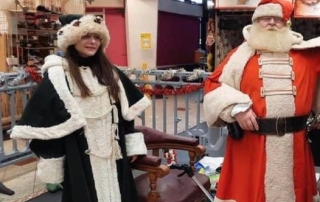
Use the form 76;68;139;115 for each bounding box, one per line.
258;16;285;24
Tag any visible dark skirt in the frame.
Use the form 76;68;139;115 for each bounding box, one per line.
62;131;139;202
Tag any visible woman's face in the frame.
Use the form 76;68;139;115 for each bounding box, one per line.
75;33;101;58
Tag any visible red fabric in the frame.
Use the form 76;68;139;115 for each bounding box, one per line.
204;47;238;95
206;48;320;202
257;0;293;21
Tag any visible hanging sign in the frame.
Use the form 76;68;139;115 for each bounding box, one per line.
140;33;152;50
215;0;292;9
294;0;320;17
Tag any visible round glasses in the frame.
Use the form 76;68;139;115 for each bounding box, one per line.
258;16;285;24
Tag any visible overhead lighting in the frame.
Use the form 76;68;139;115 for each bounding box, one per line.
207;0;214;9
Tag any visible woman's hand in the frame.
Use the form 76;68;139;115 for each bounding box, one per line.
130;155;138;163
234;108;259;131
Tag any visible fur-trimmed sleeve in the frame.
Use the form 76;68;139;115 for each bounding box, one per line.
30;138;66;184
203;48;252;127
121;111;147;156
116;68;151;121
10;67;86;140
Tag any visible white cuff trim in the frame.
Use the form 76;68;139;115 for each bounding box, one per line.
125;132;147;156
37;156;65;184
231;103;251;117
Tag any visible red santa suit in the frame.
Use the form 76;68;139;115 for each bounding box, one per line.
203;1;320;201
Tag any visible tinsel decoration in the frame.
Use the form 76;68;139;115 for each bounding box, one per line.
123;68;135;76
161;68;186;80
25;67;42;84
22;67;204;95
138;83;204;96
186;69;205;81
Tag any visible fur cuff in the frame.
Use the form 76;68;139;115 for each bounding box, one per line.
118;79;151;121
10;64;87;140
203;83;252;127
125;132;147;156
37;156;65;184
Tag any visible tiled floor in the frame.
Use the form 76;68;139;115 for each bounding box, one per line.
0;162;46;202
0;94;206;201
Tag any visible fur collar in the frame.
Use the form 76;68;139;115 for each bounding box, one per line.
42;54;150;122
11;55;150;140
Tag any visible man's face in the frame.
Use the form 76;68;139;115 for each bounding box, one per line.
257;16;286;30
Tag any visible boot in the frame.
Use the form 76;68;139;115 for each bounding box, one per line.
0;181;14;195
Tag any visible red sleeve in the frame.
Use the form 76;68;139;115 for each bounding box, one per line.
204;47;238;94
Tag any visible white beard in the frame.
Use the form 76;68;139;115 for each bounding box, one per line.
246;23;293;52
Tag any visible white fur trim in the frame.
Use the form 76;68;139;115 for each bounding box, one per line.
218;42;255;90
118;80;151;121
243;24;320;50
203;84;252;127
11;64;87;140
125;132;147;156
57;15;110;52
203;42;254;127
260;53;295;202
41;55;67;74
252;3;283;22
242;25;304;47
292;36;320;49
37;156;65;184
89;156;121;201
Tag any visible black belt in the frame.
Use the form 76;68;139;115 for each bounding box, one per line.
255;114;309;136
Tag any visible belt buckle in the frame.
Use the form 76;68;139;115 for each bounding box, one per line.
276;117;286;136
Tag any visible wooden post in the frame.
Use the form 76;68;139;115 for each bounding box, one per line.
0;34;8;72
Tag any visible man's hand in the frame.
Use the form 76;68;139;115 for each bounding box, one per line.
130;155;138;163
234;108;259;131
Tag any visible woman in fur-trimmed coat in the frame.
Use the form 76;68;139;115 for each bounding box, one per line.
10;15;151;202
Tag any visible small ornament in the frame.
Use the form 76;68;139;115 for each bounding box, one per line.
186;69;205;81
161;69;176;80
123;68;135;76
138;83;204;96
163;149;177;166
286;20;292;27
25;67;42;84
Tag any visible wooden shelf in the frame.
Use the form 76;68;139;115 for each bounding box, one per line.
18;28;58;32
21;47;56;50
10;10;58;67
9;9;61;15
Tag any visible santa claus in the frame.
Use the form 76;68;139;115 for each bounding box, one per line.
203;0;320;201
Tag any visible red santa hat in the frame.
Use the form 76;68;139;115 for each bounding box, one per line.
252;0;294;25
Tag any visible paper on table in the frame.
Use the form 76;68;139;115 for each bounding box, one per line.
198;156;224;170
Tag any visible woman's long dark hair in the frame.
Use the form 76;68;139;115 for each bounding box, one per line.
65;45;120;100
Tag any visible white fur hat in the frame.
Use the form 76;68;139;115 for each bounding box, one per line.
251;0;294;23
57;15;110;52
